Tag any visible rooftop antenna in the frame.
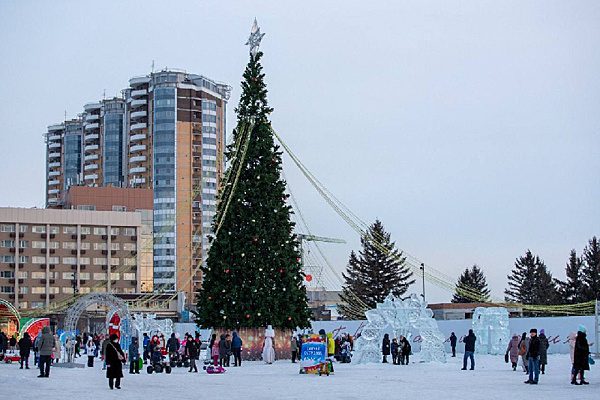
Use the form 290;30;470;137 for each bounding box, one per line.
151;60;155;73
64;110;67;122
103;89;106;100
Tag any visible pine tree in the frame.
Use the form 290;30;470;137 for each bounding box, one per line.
338;220;415;319
451;264;491;303
582;236;600;301
505;250;560;309
195;49;311;330
557;250;587;304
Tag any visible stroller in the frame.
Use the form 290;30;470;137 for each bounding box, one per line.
147;346;172;374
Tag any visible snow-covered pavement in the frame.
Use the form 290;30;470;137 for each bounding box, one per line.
1;354;597;399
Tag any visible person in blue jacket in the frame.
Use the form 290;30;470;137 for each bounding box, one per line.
129;337;140;374
231;331;243;367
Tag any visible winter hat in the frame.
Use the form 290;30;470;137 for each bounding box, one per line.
539;329;545;335
530;328;537;334
578;325;586;333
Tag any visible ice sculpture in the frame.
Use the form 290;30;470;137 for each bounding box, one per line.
353;293;446;363
472;307;510;355
131;313;174;346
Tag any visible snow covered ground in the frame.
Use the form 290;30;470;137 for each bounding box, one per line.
1;354;597;399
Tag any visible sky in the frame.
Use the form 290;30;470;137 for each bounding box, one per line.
0;0;598;303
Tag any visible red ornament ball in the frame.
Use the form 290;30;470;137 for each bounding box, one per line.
246;314;251;319
225;269;230;274
305;274;313;282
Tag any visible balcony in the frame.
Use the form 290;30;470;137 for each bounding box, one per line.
130;122;147;131
47;198;59;204
84;102;102;112
130;144;146;153
129;166;146;174
84;163;98;171
48;180;60;186
130;89;147;98
48;171;61;177
47;124;64;132
48;189;60;195
131;177;146;184
130;110;147;120
48;142;61;149
48;152;60;159
129;76;150;86
84;133;99;141
48;162;61;168
130;133;146;142
129;155;146;163
85;122;99;130
48;134;61;141
84;154;99;161
130;98;147;107
84;144;99;152
84;173;98;180
85;113;99;122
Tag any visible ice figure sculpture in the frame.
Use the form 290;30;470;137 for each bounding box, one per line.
353;293;446;363
132;313;174;346
472;307;510;355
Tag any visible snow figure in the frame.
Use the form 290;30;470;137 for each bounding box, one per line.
131;313;174;350
353;293;446;364
262;325;276;364
472;307;510;355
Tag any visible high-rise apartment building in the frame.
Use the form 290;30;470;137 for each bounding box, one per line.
44;70;230;304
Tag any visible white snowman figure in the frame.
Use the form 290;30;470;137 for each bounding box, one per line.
262;325;276;364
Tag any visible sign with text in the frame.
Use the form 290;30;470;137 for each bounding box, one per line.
301;341;326;368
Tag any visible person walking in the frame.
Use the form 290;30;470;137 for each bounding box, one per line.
382;333;390;363
506;333;520;371
33;331;41;366
290;335;298;363
218;334;229;367
538;329;549;374
400;336;411;365
86;339;96;367
101;335;110;370
572;325;590;385
105;334;125;390
231;331;243;366
461;329;476;370
18;332;32;369
52;334;61;363
518;332;529;373
37;326;54;378
524;328;540;384
449;332;457;357
186;335;199;372
128;337;140;374
74;335;81;358
391;338;399;365
166;332;180;361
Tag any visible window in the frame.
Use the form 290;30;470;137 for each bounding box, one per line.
79;272;90;280
48;242;59;249
48;287;59;294
48;272;57;279
62;242;76;250
17;271;28;279
32;241;46;249
48;226;59;234
0;240;14;247
81;242;90;250
123;273;136;280
62;287;74;294
19;287;28;294
80;257;90;265
62;272;75;280
123;243;136;251
0;271;14;278
112;206;126;212
124;258;136;266
93;272;107;280
1;255;15;263
94;243;107;250
1;286;14;293
31;287;45;294
110;273;120;280
62;257;77;265
93;258;107;265
31;301;45;309
18;301;28;309
19;240;29;248
77;205;96;211
18;256;29;263
79;287;91;294
31;272;46;279
80;226;91;235
1;224;15;232
48;256;59;264
110;227;120;235
63;226;77;234
124;228;136;236
19;225;28;233
93;227;107;235
111;243;120;251
32;225;46;233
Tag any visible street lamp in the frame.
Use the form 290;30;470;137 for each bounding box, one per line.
420;263;425;302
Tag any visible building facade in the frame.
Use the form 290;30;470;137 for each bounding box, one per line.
0;207;152;311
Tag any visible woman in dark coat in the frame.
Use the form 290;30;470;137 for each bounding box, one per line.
382;333;390;363
538;329;549;374
18;332;33;369
105;334;126;390
572;326;590;385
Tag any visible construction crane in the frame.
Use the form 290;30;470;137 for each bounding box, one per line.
296;233;345;286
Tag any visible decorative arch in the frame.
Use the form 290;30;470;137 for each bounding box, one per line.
353;293;447;363
63;293;131;340
0;298;20;337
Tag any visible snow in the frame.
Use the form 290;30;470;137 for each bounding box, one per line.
1;354;597;399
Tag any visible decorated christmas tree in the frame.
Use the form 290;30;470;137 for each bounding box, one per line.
195;21;311;330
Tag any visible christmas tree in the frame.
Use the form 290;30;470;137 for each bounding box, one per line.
195;28;311;330
338;220;415;319
451;264;491;303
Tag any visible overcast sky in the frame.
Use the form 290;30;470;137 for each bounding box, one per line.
1;0;598;303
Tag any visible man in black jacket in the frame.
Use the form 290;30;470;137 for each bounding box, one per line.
461;329;476;370
524;328;540;384
450;332;457;357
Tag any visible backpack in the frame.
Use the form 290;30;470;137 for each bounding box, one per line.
518;341;526;356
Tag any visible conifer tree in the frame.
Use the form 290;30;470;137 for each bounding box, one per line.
451;264;491;303
195;48;311;330
582;236;600;301
505;250;560;309
557;250;587;304
338;220;415;319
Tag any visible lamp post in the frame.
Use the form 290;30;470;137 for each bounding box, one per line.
420;263;426;302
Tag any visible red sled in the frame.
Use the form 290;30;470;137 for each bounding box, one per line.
3;350;21;364
204;365;226;374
